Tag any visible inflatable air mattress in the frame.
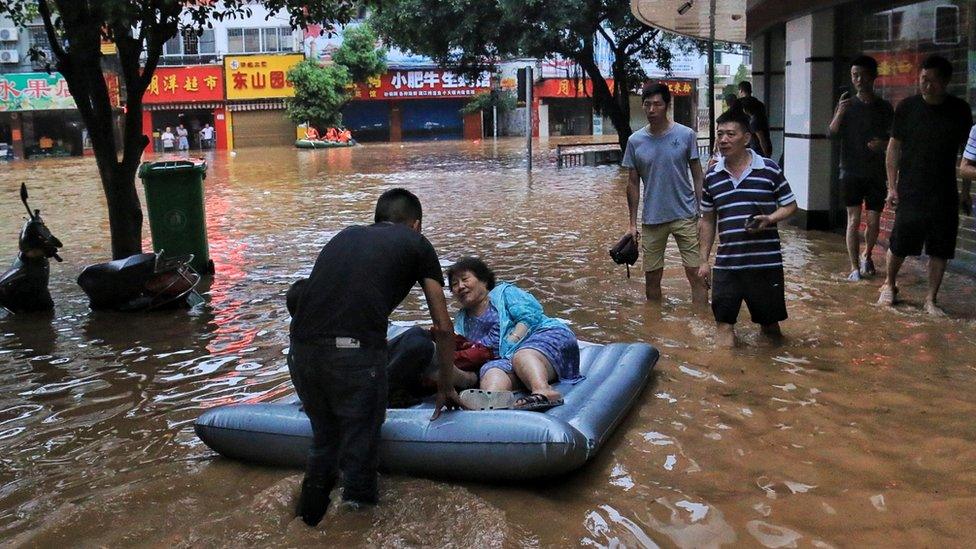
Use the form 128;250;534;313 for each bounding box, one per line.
195;328;658;481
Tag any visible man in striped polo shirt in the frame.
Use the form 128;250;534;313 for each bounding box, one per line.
959;123;976;203
698;110;798;347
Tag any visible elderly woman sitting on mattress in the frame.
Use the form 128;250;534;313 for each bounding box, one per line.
447;257;583;411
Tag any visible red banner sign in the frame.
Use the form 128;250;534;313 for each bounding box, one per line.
535;78;615;98
657;80;694;97
144;65;224;103
351;69;490;101
871;52;920;87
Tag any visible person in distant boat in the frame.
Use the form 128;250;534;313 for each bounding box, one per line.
448;257;582;412
305;126;320;141
338;128;352;143
326;127;340;142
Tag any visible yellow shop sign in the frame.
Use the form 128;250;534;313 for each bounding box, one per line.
224;53;304;100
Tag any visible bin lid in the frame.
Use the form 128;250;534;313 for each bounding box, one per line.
138;159;208;177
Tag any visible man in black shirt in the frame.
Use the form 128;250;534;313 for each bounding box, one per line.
829;55;894;281
879;55;974;315
738;81;772;158
288;188;462;526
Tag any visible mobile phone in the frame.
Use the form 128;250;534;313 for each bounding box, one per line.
744;214;761;230
838;86;851;99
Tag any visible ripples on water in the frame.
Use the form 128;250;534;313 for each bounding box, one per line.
1;140;976;546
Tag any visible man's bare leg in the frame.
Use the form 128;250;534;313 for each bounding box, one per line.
846;206;862;281
715;322;735;348
924;256;948;316
760;322;784;344
879;249;905;306
684;266;709;305
862;210;881;275
645;269;664;302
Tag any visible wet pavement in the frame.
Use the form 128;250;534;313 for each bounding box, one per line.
1;139;976;547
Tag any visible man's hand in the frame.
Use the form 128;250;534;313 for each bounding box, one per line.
867;138;886;153
697;262;711;289
835;92;852;114
430;386;466;420
886;189;898;209
962;193;973;216
627;224;640;241
746;214;772;233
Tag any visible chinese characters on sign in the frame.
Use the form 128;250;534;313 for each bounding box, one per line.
660;80;694;97
0;72;79;111
535;78;616;98
351;70;491;100
144;65;225;104
871;52;919;87
224;54;303;100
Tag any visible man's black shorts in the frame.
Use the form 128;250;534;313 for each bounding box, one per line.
711;267;788;325
841;176;886;212
889;204;958;260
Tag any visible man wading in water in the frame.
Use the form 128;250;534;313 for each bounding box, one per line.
622;83;708;304
287;188;464;526
699;110;797;347
878;55;973;316
828;55;893;282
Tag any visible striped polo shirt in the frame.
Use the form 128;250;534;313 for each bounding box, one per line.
702;151;796;270
965;124;976;162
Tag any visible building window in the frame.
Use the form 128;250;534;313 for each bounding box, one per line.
28;26;53;68
863;12;891;45
933;5;959;46
228;27;293;53
162;29;215;57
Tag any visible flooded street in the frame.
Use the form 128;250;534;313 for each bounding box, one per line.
2;139;976;547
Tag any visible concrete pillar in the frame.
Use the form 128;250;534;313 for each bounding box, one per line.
10;112;24;159
141;110;154;153
783;10;836;230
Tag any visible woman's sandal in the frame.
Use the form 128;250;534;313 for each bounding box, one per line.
513;393;564;412
459;389;516;411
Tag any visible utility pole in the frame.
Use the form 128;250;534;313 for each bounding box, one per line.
525;65;533;171
708;0;717;154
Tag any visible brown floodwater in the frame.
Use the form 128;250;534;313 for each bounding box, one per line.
1;139;975;547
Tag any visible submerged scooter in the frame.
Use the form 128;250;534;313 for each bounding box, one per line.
78;251;205;311
0;184;63;314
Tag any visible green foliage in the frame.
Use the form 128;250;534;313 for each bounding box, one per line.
733;63;751;85
332;22;387;84
286;60;353;129
369;0;701;143
460;90;516;115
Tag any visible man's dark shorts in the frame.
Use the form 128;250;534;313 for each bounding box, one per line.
889;204;958;260
841;176;886;212
711;267;788;325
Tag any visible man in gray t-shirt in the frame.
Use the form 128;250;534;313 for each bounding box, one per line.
623;82;707;304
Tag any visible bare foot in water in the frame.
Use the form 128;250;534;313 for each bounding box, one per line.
923;299;947;317
760;323;785;345
877;284;897;306
715;323;736;348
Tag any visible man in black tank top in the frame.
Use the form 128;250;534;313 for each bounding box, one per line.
288;188;462;526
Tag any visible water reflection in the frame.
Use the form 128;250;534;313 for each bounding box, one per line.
1;140;976;545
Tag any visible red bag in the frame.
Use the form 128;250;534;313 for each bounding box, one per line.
452;333;494;372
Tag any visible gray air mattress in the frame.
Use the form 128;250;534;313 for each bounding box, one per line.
194;329;658;481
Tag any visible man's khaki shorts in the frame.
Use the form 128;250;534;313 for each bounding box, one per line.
641;216;702;272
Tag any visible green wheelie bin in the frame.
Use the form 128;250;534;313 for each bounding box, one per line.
138;159;213;275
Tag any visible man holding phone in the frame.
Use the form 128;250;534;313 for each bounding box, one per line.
828;55;893;281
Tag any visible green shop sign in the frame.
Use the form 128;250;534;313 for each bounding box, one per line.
0;72;77;112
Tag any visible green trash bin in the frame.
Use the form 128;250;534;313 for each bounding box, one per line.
138;159;213;275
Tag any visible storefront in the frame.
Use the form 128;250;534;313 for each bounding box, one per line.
223;53;304;148
347;68;488;142
141;64;227;152
0;71;121;159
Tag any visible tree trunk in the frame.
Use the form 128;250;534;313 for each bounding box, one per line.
576;55;633;152
103;164;144;259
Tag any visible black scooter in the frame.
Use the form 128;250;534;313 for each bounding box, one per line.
78;251;204;311
0;184;63;314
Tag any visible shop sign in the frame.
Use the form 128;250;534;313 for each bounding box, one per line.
350;69;490;100
145;65;224;103
0;72;76;111
224;53;303;100
535;78;616;98
658;80;694;97
0;72;121;112
872;51;920;87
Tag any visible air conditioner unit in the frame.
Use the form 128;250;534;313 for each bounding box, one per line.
0;49;19;64
0;28;17;42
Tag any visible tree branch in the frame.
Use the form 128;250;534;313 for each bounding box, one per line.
596;25;617;51
36;0;67;61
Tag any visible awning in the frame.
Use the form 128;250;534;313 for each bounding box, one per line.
630;0;747;44
144;102;223;111
227;100;288;112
